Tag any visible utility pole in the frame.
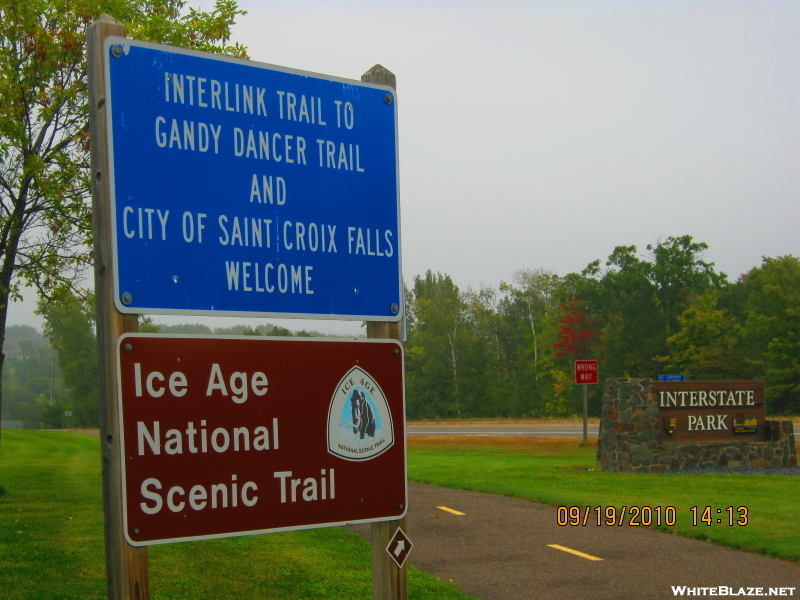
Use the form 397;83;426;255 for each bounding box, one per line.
50;357;55;405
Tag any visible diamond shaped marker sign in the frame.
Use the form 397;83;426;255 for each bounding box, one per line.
386;527;413;569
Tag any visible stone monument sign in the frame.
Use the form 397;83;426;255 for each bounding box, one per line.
597;379;796;472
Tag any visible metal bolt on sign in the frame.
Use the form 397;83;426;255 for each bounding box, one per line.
384;93;393;104
111;45;123;58
121;292;132;305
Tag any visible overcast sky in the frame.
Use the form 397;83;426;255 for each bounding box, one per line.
8;0;799;335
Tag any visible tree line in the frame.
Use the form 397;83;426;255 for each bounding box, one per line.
1;304;331;430
1;326;63;429
3;235;798;429
404;236;800;419
0;0;250;442
1;4;796;431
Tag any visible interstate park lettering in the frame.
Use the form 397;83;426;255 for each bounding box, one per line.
659;389;755;432
653;381;766;441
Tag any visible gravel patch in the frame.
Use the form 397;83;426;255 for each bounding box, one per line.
659;466;800;476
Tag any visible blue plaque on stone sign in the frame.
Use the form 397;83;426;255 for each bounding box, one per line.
658;375;686;382
104;38;401;321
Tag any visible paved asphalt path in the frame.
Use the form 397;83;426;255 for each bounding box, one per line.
407;425;589;438
347;482;800;600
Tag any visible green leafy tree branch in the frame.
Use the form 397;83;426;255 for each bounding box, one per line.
0;0;247;439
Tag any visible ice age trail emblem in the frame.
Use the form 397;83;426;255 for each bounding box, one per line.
328;366;394;461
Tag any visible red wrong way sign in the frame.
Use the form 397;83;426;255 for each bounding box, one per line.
574;360;598;385
116;334;406;546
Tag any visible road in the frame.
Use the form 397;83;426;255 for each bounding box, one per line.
347;482;800;600
407;424;594;438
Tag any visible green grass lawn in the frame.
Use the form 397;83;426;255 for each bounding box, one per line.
407;437;800;563
0;430;474;600
4;431;797;599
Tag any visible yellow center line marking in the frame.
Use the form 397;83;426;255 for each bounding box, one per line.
437;506;466;516
547;544;603;561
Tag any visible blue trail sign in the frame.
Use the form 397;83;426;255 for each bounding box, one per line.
104;38;401;321
658;374;686;382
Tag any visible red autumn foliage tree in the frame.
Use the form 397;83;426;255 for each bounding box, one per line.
554;298;602;359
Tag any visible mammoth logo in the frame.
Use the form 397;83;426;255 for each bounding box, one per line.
328;366;394;461
351;389;376;439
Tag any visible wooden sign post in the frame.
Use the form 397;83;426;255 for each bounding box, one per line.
87;15;151;600
363;65;408;600
88;15;405;598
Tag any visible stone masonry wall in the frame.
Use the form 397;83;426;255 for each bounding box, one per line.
596;378;797;473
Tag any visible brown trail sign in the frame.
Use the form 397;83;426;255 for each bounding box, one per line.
386;527;414;569
117;335;406;546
